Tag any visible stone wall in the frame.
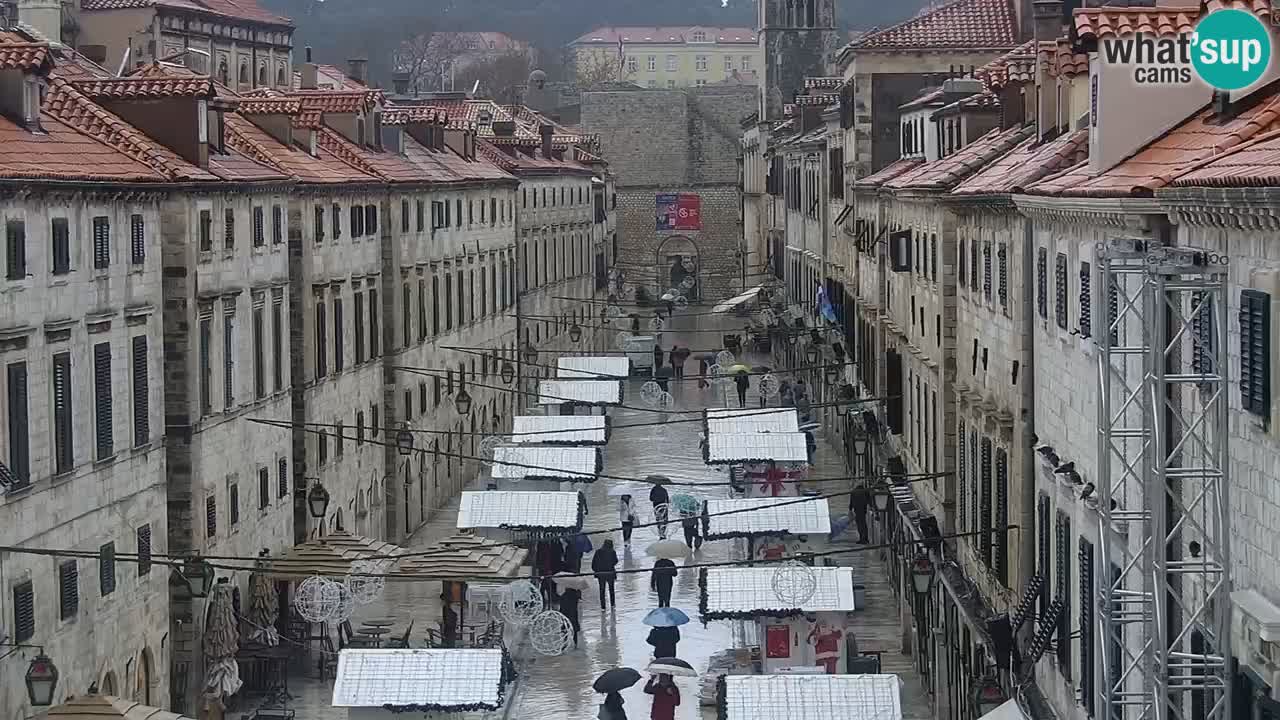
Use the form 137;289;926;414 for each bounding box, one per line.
582;86;757;301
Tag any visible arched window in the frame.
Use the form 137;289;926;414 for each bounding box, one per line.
805;0;816;27
217;60;228;84
257;65;266;86
238;62;248;86
276;66;286;87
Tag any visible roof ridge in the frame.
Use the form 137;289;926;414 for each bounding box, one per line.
224;121;287;172
850;0;1016;51
1150;94;1280;187
316;127;386;180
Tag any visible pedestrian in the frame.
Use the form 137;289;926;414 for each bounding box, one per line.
651;558;677;607
646;624;680;658
619;494;638;546
649;483;670;539
734;372;750;407
653;343;664;372
566;531;592;573
850;485;871;544
780;379;794;407
644;674;681;720
671;346;690;379
805;430;817;466
578;489;590;517
697;359;710;389
599;692;628;720
537;540;563;604
592;539;619;610
560;586;582;647
680;511;701;549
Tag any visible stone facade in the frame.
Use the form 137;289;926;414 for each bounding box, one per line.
0;192;170;712
758;0;839;120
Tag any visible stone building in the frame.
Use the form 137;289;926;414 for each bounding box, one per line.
757;0;839;120
581;85;755;300
569;26;760;90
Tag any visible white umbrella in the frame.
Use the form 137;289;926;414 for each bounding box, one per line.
647;657;697;677
646;539;688;559
552;572;591;592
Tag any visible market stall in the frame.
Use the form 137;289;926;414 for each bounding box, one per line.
538;379;624;414
510;415;610;445
455;491;583;535
558;356;631;379
702;497;832;562
703;407;800;435
490;445;602;483
331;648;513;719
716;673;902;720
703;432;810;498
699;566;856;674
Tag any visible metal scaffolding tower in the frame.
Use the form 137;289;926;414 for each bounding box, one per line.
1096;240;1232;720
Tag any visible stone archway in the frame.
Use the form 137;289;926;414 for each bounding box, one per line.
101;670;118;696
653;234;700;303
139;648;154;705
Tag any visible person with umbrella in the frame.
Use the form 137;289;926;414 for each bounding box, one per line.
560;585;583;647
650;558;677;607
594;668;639;720
733;371;750;408
599;693;628;720
646;621;680;658
592;539;619;610
619;494;638;546
679;510;700;549
644;674;680;720
649;482;670;539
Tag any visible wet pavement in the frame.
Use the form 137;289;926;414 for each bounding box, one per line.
231;308;934;720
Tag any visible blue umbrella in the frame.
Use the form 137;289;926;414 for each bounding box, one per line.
643;607;690;627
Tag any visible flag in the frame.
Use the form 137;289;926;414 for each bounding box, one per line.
616;36;625;78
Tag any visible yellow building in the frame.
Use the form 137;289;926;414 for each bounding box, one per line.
569;26;761;88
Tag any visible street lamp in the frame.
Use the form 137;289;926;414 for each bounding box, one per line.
871;481;892;512
824;362;840;384
521;341;539;366
972;675;1008;716
307;481;331;519
569;323;583;343
500;360;516;385
455;384;473;415
395;426;415;456
852;433;869;458
805;345;821;366
910;553;935;596
25;653;58;706
168;555;216;601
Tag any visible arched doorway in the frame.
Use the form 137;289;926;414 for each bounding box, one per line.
139;648;154;705
101;670;118;695
653;234;700;303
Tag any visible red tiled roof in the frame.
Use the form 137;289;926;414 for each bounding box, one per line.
953;129;1089;195
1167;127;1280;187
976;40;1037;90
404;135;517;184
291;90;382;114
848;0;1017;51
1028;93;1280;197
316;127;423;183
855;157;923;189
80;0;292;26
237;97;303;115
0;112;165;182
1073;1;1270;43
900;88;946;111
0;40;50;71
73;75;214;99
1038;39;1088;78
225;112;378;185
383;106;441;126
571;26;757;45
888;125;1034;190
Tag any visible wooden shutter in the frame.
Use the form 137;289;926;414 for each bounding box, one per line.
7;362;29;486
1080;262;1093;338
58;560;79;620
401;199;410;233
416;200;425;232
252;206;264;246
997;245;1008;307
1191;290;1215;382
206;494;217;538
350;205;362;236
970;235;979;289
1055;510;1072;678
199;209;213;252
1037;248;1048;319
252;306;265;398
1240;290;1271;417
336;421;345;456
224;208;235;248
315;205;324;243
12;580;34;641
333;297;344;372
272;205;282;244
995;448;1009;585
52;353;73;473
272;299;283;391
258;467;269;509
885;350;903;434
223;311;234;407
131;336;149;447
1056;252;1069;330
369;288;378;357
99;541;116;596
51;217;70;275
1079;538;1096;717
278;457;288;498
983;242;992;299
958;236;968;288
365;204;377;234
93;342;113;459
354;291;365;363
6;219;25;279
980;437;993;567
136;524;152;576
229;481;239;525
1038;494;1052;618
315;300;327;378
130;214;145;265
199;317;212;410
92;216;110;269
957;421;967;532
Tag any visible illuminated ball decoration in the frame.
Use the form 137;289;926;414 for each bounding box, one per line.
616;331;634;350
294;575;342;623
758;373;781;400
498;579;543;626
649;315;664;332
329;578;356;623
479;436;505;466
674;295;689;310
529;610;575;656
716;351;736;368
345;559;386;605
771;560;818;606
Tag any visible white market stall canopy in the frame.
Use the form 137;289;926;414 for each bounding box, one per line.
700;566;856;620
510;415;608;445
704;432;808;464
704;497;831;539
719;674;902;720
712;284;764;314
558;356;630;379
538;379;623;406
457;491;581;531
704;407;800;434
332;649;506;712
490;445;601;481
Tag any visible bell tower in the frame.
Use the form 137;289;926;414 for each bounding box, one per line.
759;0;839;120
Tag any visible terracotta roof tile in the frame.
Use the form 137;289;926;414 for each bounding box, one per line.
1165;126;1280;187
0;112;165;182
81;0;292;26
849;0;1017;51
73;75;214;99
291;90;382;114
855;157;924;189
0;40;50;71
225;113;376;184
1028;93;1280;197
975;41;1037;90
315;127;423;183
571;26;757;45
1038;39;1088;78
888;124;1035;191
953;129;1089;195
208;149;290;181
235;97;302;115
1072;2;1270;43
404;135;517;183
900;88;946;111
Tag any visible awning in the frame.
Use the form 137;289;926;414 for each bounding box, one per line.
265;532;403;579
703;497;831;539
712;284;764;314
558;355;630;379
719;674;900;720
456;490;582;531
490;445;601;481
47;695;195;720
394;534;528;581
332;649;506;711
700;566;856;620
538;379;623;406
704;431;809;464
704;407;800;434
511;414;609;445
978;700;1028;720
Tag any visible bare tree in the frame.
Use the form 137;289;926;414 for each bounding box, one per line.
456;50;531;103
573;49;622;88
394;31;472;92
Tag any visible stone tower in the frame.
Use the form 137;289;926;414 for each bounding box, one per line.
758;0;840;120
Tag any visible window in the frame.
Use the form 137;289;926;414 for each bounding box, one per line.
742;55;752;70
318;424;327;464
1055;510;1072;678
51;217;70;274
130;214;145;265
252;306;265;398
456;199;462;228
252;206;265;246
982;241;992;299
416;200;425;232
199;210;212;252
272;205;283;245
1079;262;1092;338
668;80;676;88
431;276;439;335
403;284;412;348
1037;248;1048;319
724;55;733;72
335;421;344;457
332;203;341;238
51;352;73;474
1055;252;1069;329
371;403;379;437
93;215;110;269
995;448;1009;585
666;55;678;71
1037;495;1053;619
99;542;116;596
334;296;345;372
5;219;26;281
131;336;149;447
272;298;283;391
626;56;637;73
258;466;269;509
356;411;365;445
695;55;707;71
401;199;410;233
223;309;235;408
277;457;288;498
1240;289;1272;417
1079;538;1096;716
444;274;453;331
691;30;706;42
979;437;993;567
957;421;967;532
929;233;937;281
354;290;366;364
136;524;152;576
350;205;363;237
315;298;328;378
59;560;78;620
228;480;240;526
3;361;30;491
365;205;377;235
647;55;656;71
12;581;34;642
958;236;967;288
1190;290;1215;385
199;316;212;410
224;208;235;249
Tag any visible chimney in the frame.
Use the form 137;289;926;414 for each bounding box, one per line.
443;123;467;157
799;105;823;134
941;77;983;105
300;47;318;90
16;0;62;44
392;71;411;95
1032;0;1063;43
404;112;433;149
0;65;43;131
435;114;447;151
539;123;553;159
348;58;368;86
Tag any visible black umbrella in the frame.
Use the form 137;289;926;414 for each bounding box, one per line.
594;667;642;693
